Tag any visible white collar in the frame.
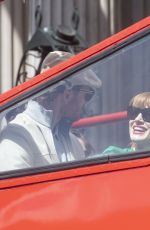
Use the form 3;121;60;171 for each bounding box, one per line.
24;100;53;128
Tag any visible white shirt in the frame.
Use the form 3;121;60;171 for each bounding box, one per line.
0;100;85;172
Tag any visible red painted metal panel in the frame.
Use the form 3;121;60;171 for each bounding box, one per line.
0;163;150;229
72;111;127;128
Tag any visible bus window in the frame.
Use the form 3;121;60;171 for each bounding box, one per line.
0;25;150;173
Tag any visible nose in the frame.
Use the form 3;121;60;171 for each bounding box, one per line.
134;113;144;123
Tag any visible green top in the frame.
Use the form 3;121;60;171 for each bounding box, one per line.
102;145;133;155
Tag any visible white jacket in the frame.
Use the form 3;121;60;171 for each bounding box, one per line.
0;101;85;172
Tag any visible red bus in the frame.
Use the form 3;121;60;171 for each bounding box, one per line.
0;16;150;230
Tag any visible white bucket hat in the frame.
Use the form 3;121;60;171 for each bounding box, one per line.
40;51;73;73
67;69;102;92
40;51;102;100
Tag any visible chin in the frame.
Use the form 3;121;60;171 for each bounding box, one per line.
130;129;150;142
131;135;148;142
131;134;150;143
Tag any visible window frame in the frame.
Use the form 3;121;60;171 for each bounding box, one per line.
1;17;150;181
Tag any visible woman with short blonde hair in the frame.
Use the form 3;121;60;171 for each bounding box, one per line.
103;92;150;155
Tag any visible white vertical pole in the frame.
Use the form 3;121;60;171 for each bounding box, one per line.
12;0;24;87
109;0;115;35
0;0;12;93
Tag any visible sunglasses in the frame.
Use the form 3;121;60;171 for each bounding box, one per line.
127;106;150;122
73;86;95;101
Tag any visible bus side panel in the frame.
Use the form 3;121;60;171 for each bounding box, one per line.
0;165;150;230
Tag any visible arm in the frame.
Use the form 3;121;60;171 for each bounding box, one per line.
0;124;35;172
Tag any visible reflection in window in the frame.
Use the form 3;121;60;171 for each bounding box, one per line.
0;33;150;172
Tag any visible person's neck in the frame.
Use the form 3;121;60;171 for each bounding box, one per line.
132;141;150;152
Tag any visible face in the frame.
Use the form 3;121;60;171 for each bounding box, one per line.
129;107;150;146
63;87;94;121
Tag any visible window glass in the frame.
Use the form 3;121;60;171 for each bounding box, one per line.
0;33;150;172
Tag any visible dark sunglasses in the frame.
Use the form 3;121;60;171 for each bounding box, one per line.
127;106;150;122
73;86;95;101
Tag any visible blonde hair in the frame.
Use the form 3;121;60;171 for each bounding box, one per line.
129;92;150;108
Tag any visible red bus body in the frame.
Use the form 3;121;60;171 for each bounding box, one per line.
0;17;150;229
